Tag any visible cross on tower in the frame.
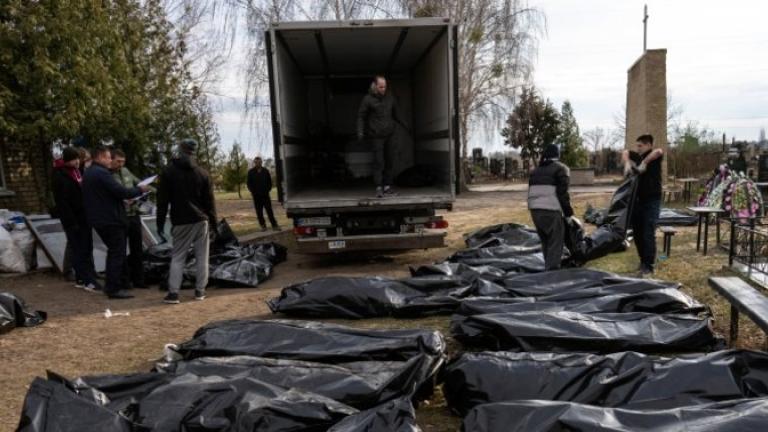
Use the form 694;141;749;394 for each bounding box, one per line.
643;4;649;52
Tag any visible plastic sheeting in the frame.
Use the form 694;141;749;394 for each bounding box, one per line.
17;319;436;431
585;205;697;226
461;398;768;432
143;220;287;288
0;292;46;334
451;310;722;353
171;319;446;364
268;275;507;318
268;269;702;319
442;350;768;416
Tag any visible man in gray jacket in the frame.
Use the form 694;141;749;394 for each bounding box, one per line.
357;75;408;198
527;144;575;270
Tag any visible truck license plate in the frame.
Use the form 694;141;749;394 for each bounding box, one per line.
328;240;346;250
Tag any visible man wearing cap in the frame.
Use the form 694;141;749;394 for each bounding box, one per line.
156;139;217;304
52;147;101;292
527;144;575;270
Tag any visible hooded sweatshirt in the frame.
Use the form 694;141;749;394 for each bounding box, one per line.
156;153;217;231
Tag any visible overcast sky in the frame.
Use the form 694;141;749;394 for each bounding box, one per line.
211;0;768;158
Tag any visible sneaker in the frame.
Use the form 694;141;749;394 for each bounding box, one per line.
74;280;86;289
260;226;268;232
194;290;206;301
83;282;103;292
383;186;397;196
376;187;384;198
107;290;134;299
163;293;181;304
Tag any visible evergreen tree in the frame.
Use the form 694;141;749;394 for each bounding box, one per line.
559;101;588;168
222;142;248;197
501;87;561;166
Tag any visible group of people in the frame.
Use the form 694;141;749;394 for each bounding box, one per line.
528;134;664;275
52;140;218;303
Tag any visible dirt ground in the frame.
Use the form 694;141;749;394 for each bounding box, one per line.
1;189;763;431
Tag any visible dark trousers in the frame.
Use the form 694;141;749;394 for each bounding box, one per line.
126;215;144;286
94;225;127;295
631;198;661;270
371;134;396;187
531;209;565;271
63;226;97;284
252;195;278;228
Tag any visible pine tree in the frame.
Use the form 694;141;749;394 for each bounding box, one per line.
559;101;588;168
222;142;248;197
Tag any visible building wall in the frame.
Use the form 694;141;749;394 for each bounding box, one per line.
625;49;668;180
0;139;52;214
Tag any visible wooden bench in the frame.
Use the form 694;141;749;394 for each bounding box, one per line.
658;226;677;257
709;276;768;347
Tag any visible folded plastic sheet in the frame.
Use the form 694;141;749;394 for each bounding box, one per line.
158;354;437;409
172;319;446;365
455;286;705;316
268;275;507;319
0;292;47;334
442;350;768;416
461;398;768;432
143;219;287;288
451;310;722;353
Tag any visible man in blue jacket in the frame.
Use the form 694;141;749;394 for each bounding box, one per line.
83;146;149;299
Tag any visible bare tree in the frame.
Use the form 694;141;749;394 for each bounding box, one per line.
613;92;683;146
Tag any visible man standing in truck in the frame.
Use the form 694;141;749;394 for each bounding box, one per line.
357;75;408;198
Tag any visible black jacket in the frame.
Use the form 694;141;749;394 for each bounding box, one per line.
247;167;272;197
82;163;142;228
527;159;574;217
356;91;403;138
156;154;216;231
51;167;87;230
630;151;663;202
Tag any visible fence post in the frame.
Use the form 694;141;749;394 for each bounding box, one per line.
729;218;736;267
749;221;756;277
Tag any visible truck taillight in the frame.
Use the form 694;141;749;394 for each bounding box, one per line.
425;220;448;229
293;227;316;236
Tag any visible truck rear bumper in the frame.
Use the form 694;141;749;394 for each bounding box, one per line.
296;232;446;254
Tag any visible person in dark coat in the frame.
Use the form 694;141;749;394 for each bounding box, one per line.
622;134;664;276
527;144;575;270
112;149;151;288
82;145;148;299
356;75;409;198
52;147;100;291
156;139;217;304
247;157;279;231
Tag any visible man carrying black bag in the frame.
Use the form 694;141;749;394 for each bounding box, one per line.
527;144;575;270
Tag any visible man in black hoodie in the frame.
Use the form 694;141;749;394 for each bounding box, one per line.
357;75;408;198
527;144;575;270
247;156;279;231
156;139;217;304
83;145;148;299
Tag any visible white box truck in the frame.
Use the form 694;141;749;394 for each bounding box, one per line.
266;18;460;253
